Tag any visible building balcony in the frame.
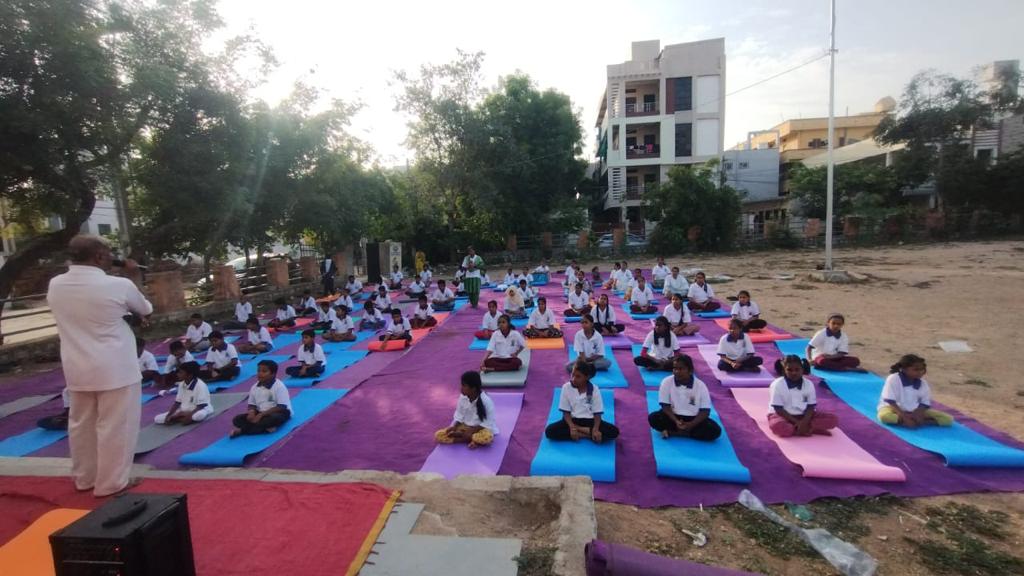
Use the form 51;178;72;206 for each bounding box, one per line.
626;144;660;159
625;101;659;116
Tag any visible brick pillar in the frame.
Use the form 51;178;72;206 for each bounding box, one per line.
212;264;241;301
299;256;318;282
265;258;289;289
576;230;589;249
541;232;553;251
804;218;821;238
505;234;517;252
613;228;625;250
145;270;185;313
843;216;862;239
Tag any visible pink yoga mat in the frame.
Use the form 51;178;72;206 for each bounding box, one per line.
696;345;775;387
731;388;906;482
601;334;634;350
646;319;710;347
419;392;524;479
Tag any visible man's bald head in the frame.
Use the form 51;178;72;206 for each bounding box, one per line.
68;235;112;265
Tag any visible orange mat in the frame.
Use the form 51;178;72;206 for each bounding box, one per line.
713;318;795;343
526;336;566;350
0;508;88;576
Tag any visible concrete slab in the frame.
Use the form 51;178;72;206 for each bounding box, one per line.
361;534;521;576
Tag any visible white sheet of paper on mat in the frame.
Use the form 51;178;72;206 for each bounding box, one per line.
939;340;973;353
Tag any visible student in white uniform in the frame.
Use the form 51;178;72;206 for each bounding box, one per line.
878;354;954;427
651;257;671;289
768;355;838;437
517;279;537;308
589;267;602;291
359;301;386;331
372;285;393;313
154;362;212;425
806;313;862;371
603;262;623;289
480;315;526;372
137;337;160;385
633;317;680;371
686;272;720;311
533;261;550;274
297;289;318;316
406;277;426;297
629;276;657;314
345;275;364;297
575;270;593;295
409;294;438;329
162;341;194;388
517;267;535;286
387;264;404;290
566;282;592;317
311;300;338;331
237;317;274;354
502;287;528;319
566;314;610;372
475;300;501;340
431;279;456;311
731;290;768;331
323;305;357;342
524;297;562;338
380;308;413;346
199;331;241;382
224;293;253;330
648;355;722;440
716;319;764;373
501;267;518;290
434;371;499;448
592;294;625;335
333;289;355;314
662;266;689;298
420;265;433;284
663;293;700;336
267;298;297;329
231;359;292;437
545;361;620;443
286;330;326;378
184;313;212;352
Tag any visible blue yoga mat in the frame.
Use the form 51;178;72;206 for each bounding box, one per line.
695;309;731;319
530;388;616;482
645;391;751;483
775;338;849;379
284;351;369;388
178;388;349;466
567;346;628;388
469;338;489;351
630;345;672;387
320;329;375;353
621;303;659;320
206;355;292;392
270;332;305;348
563;314;582;324
532;273;549;286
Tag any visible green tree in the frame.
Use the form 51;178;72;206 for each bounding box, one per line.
788;161;900;219
645;162;741;252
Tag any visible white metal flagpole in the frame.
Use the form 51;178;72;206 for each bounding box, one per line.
825;0;837;270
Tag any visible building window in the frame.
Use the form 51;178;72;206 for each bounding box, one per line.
976;148;994;164
808;138;827;149
739;161;749;169
674;123;692;157
723;162;733;170
673;77;692;112
97;223;112;236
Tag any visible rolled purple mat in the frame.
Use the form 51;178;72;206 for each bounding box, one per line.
585;539;762;576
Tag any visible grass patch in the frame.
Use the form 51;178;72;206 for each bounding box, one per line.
907;533;1024;575
515;545;556;576
952;379;992;388
808;495;900;540
725;506;816;560
924;503;1011;540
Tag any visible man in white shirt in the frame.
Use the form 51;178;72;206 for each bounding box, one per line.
662;266;689;298
47;235;153;497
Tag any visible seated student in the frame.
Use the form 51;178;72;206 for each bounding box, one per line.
619;261;633;289
359;301;386;331
592;294;626;335
533;261;551;275
545;360;620;443
286;329;325;378
406;276;427;297
649;355;722;441
503;287;529;319
768;355;838;437
878;354;954;428
184;313;212;352
560;268;574;295
431;279;456;311
380;308;414;346
36;388;71;430
564;259;579;280
686;272;720;311
603;262;623;289
452;266;466;290
333;288;355;313
634;316;680;371
731;290;768;331
231;359;292;437
651;257;671;290
387;264;404;290
663;293;700;336
311;300;337;331
297;289;318;316
137;337;160;385
590;266;602;290
629;276;657;314
517;279;537;308
523;297;562;339
566;314;610;372
267;298;297;329
223;293;253;330
480;271;492;287
480;315;526;372
162;340;194;388
409;294;438;329
565;282;592;317
372;285;393;313
517;267;535;286
434;371;498;449
806;313;862;371
154;361;212;425
500;267;517;290
576;269;593;295
323;305;357;342
627;267;645;295
475;300;501;340
345;275;363;297
199;331;241;382
420;264;433;284
237;316;274;354
717;319;764;373
662;266;689;298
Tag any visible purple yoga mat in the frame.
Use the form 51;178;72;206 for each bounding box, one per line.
601;333;634;350
419;392;524;479
586;539;761;576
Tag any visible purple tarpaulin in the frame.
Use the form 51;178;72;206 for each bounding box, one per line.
585;539;761;576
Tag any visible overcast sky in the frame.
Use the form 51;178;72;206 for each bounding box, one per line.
216;0;1024;164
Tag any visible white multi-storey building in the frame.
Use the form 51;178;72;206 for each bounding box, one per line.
594;38;726;231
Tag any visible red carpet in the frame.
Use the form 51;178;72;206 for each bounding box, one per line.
0;476;398;576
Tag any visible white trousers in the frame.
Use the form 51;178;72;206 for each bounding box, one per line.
154;405;213;424
68;384;141;497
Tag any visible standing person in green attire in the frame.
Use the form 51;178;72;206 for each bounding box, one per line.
461;246;485;309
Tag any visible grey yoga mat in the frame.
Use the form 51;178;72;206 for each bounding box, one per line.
134;393;248;454
481;349;531;388
0;393;60;420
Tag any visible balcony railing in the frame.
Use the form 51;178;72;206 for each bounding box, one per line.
626;144;660;159
624;185;651;200
625;101;658;116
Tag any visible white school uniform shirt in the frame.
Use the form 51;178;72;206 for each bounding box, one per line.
879;373;933;412
517;273;535;285
385;316;412;336
769;376;817;416
362;308;383;323
731;301;761;321
316;306;337;324
642;330;680;360
248;379;292;413
206;343;241;369
593;304;618;326
163;351;194;375
410;304;434;320
373;293;392;310
302;296;317;310
662;274;689;296
334;295;354;312
185;322;212;345
296;343;326;366
234;301;253;323
658;375;712;417
431;287;454;303
573;330;605;358
47;265;154;392
420;269;432;282
564;265;575;278
276;306;296;321
503;273;517;286
138;350;159;373
687;282;714;304
453;392;499;434
558;381;605;419
391;271;403;284
630;284;655;307
808;328;850;360
346;279;363;293
486;329;526;358
330;315;355;334
247;326;273;346
529;308;557;330
717;333;755;360
662;302;692;325
534;265;549;273
652;264;671;281
480;311;500;331
175;378;211;412
407;280;425;294
519;285;536;300
568;291;589;309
